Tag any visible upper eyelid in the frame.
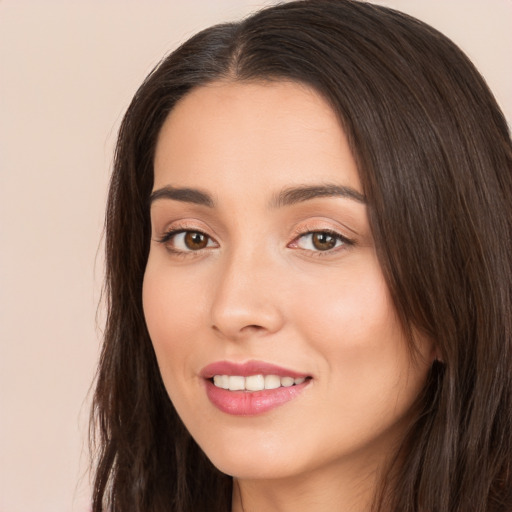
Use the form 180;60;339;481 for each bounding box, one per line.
290;230;353;248
157;228;351;253
155;219;355;249
290;223;354;242
157;227;216;244
156;229;218;257
155;218;216;239
157;225;347;239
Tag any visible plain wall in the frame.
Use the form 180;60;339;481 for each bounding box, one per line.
0;1;510;511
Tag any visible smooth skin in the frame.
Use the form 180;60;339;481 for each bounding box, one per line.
143;81;435;512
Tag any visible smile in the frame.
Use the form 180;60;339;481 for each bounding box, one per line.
201;361;312;415
212;374;306;391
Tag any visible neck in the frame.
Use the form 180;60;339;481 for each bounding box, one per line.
231;457;383;512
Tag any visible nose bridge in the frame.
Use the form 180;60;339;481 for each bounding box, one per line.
210;242;283;339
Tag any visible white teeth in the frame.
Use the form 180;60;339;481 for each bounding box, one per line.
228;375;245;391
245;374;265;391
281;376;294;387
212;374;308;391
264;375;281;389
213;375;230;389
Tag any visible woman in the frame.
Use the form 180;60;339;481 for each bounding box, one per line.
90;1;512;510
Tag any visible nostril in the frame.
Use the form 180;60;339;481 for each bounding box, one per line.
243;324;265;331
210;322;271;340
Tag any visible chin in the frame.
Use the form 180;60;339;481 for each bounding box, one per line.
196;432;308;481
210;456;302;481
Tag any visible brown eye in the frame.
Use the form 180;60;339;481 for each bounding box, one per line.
311;232;337;250
294;231;347;252
184;231;209;250
159;230;216;252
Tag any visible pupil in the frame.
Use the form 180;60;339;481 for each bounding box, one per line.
185;232;207;250
313;232;336;250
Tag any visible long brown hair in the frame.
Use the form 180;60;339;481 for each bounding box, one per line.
91;1;512;510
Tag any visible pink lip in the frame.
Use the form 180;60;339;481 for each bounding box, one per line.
201;360;311;416
200;360;309;379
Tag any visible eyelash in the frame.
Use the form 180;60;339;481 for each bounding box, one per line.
289;227;354;256
156;227;216;257
156;226;354;258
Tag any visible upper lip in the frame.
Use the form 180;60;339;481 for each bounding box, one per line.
200;360;310;379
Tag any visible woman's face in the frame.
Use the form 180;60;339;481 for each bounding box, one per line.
143;81;434;482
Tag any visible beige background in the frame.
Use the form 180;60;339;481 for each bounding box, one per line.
0;1;510;511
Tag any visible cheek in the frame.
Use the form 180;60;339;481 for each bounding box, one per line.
293;261;400;354
292;261;425;409
142;260;204;382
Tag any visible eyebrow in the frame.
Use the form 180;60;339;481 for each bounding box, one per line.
149;186;215;207
270;184;366;207
149;183;366;209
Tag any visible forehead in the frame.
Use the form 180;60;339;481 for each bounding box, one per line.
153;80;361;196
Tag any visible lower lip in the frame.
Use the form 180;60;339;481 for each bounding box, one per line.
205;379;310;416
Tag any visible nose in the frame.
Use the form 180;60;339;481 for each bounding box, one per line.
210;249;285;341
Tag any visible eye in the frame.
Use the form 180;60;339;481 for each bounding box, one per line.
293;230;350;252
159;229;217;252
